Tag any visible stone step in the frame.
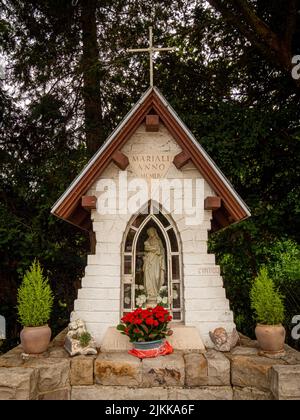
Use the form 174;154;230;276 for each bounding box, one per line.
77;288;120;300
86;265;120;276
72;310;119;324
180;229;208;242
184;275;223;288
81;276;120;289
185;287;226;299
74;299;119;312
95;243;120;253
183;253;216;265
181;240;208;254
185;310;234;323
184;265;220;276
87;254;120;266
185;298;230;311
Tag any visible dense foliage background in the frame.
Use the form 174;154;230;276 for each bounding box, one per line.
1;0;300;352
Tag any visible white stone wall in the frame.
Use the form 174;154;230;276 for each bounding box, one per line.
72;123;235;347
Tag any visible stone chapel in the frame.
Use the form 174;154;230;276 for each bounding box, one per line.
51;87;251;348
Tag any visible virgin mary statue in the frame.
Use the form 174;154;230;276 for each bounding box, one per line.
143;227;166;304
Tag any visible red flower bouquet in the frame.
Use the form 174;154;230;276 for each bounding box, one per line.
117;306;173;343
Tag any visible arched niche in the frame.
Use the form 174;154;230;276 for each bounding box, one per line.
121;201;183;321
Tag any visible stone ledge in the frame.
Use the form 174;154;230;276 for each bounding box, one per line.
71;385;233;400
0;367;38;400
23;358;70;393
1;330;300;400
142;353;185;387
231;354;287;390
95;352;142;386
233;386;274;400
37;387;71;400
184;350;230;387
71;356;95;386
270;365;300;400
100;325;205;354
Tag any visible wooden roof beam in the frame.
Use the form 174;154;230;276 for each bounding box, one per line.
146;114;159;132
173;151;191;170
204;196;221;211
82;195;97;210
112;151;129;170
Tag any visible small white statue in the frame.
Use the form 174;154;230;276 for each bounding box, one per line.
64;319;97;356
143;227;166;305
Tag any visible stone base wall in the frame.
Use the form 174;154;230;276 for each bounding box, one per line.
1;332;300;400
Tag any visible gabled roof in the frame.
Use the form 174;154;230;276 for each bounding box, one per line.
51;87;250;231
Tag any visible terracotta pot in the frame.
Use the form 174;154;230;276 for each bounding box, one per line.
255;324;286;353
20;325;51;354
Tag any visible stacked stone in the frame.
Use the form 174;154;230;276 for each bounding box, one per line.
1;331;300;400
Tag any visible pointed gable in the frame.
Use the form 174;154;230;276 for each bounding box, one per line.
51;87;250;231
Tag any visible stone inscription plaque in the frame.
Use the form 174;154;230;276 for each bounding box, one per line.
129;154;173;179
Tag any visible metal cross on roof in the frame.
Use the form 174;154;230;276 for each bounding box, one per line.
128;27;177;87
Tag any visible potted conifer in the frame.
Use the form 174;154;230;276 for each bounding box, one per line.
17;260;54;354
250;267;285;353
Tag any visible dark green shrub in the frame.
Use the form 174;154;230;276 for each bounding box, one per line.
250;267;285;325
17;260;54;327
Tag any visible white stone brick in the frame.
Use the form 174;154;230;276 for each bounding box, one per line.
184;264;218;276
183;253;215;265
75;299;119;312
85;323;111;347
181;241;207;254
185;298;230;311
185;287;226;299
184;275;223;288
81;276;120;289
192;265;221;276
73;311;119;324
87;254;120;266
181;229;208;242
185;310;234;323
182;220;211;231
85;265;120;277
95;243;120;254
95;230;123;244
165;165;184;179
77;288;120;300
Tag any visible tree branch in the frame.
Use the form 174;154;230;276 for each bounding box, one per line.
284;0;297;47
207;0;264;51
232;0;282;53
208;0;300;84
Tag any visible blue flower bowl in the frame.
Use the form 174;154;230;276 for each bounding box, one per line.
132;339;164;350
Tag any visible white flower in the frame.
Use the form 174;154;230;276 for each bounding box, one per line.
140;294;147;303
135;285;139;290
136;294;147;307
124;297;131;305
173;290;178;300
136;297;142;307
162;297;168;305
139;285;145;290
160;286;167;291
